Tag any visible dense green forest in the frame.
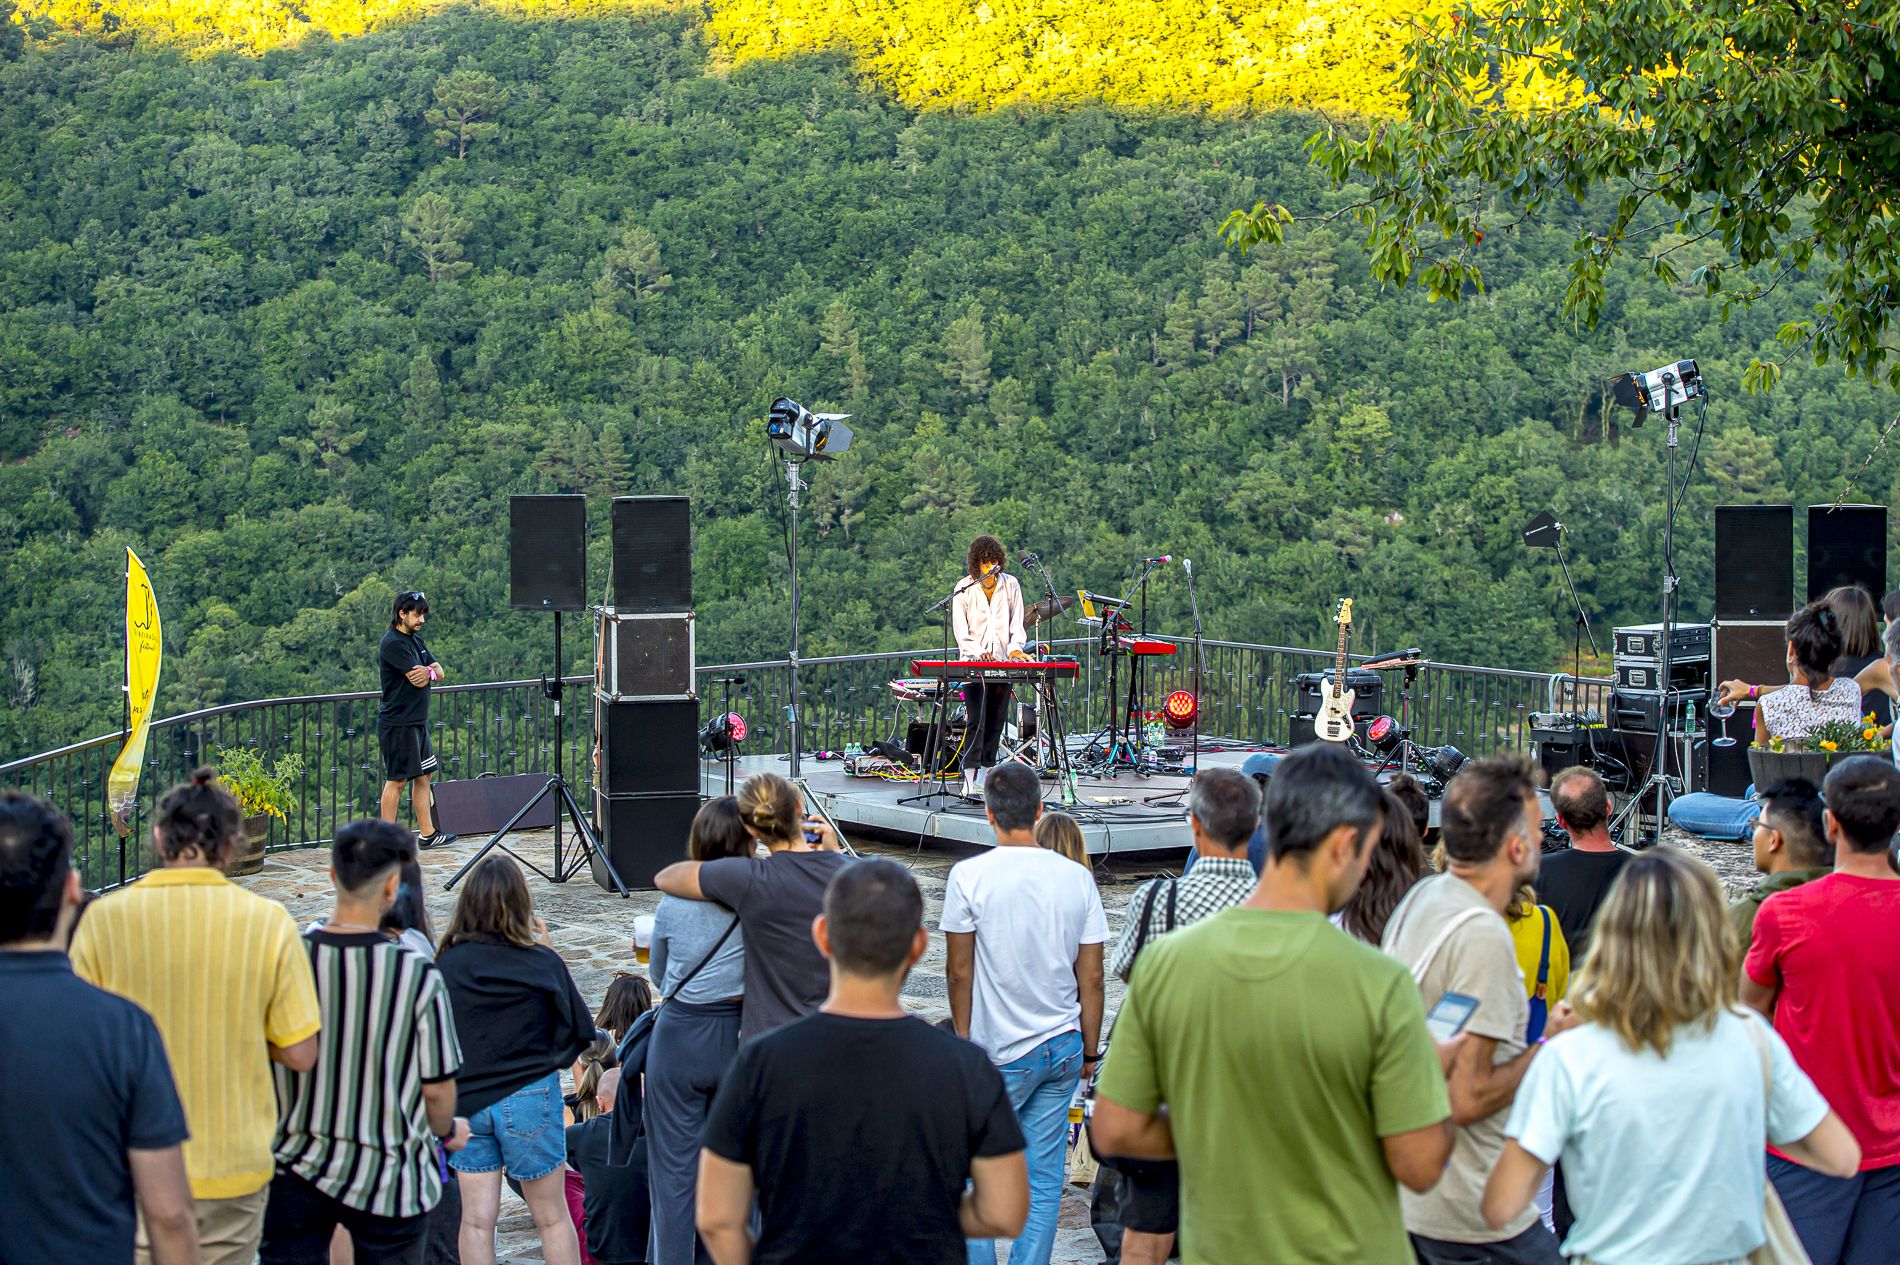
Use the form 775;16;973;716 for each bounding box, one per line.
3;6;1896;759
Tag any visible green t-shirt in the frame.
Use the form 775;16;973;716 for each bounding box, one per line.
1096;906;1449;1265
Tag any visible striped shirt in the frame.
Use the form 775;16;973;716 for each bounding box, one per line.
1108;855;1258;982
273;929;462;1218
70;866;323;1199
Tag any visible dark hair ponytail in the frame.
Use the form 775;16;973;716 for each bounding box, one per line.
154;768;243;865
1786;600;1844;681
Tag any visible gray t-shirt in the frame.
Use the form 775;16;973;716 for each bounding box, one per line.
700;850;852;1041
650;894;744;1004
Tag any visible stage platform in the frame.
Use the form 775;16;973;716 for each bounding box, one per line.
699;745;1546;857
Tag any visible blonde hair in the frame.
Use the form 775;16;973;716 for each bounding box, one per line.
572;1034;616;1122
1034;812;1088;866
1505;882;1538;923
737;772;803;845
1569;847;1736;1056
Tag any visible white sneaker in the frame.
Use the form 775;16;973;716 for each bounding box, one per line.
961;770;980;799
973;766;989;793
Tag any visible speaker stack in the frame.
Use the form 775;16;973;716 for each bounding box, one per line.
592;497;700;890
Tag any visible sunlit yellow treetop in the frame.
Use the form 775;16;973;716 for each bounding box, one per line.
16;0;1456;116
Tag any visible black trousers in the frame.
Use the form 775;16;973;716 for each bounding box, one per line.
644;997;743;1265
260;1167;430;1265
962;681;1014;770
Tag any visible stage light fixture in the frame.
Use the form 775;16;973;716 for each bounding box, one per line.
700;711;748;754
1366;715;1408;756
767;397;853;461
1419;744;1468;782
1609;359;1701;426
1163;690;1198;730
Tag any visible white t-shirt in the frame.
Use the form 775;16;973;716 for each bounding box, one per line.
939;844;1109;1064
1507;1008;1829;1265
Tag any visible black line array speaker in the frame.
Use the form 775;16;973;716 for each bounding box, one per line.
612;496;692;612
1807;504;1887;602
1715;505;1794;620
591;790;700;890
510;494;588;612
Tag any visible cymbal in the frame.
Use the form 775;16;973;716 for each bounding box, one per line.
1024;594;1078;628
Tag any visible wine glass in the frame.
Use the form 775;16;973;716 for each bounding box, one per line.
1708;699;1738;748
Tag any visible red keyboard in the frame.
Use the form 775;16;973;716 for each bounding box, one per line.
1114;639;1177;656
911;659;1081;682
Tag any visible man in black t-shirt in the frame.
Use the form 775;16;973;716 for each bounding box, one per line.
378;591;454;848
1536;767;1630;960
0;792;197;1265
699;859;1028;1265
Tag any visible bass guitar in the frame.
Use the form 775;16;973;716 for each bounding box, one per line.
1313;598;1357;742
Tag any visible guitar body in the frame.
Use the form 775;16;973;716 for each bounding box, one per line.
1313;687;1357;742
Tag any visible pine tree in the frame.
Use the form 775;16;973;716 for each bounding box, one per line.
602;224;671;306
401;353;446;428
401;193;473;284
425;59;508;160
943;306;991;401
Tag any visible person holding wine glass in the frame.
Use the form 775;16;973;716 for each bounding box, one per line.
1671;602;1864;840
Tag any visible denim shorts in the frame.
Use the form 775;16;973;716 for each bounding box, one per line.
450;1071;567;1181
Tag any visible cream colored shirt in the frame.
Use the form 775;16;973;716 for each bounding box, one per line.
952;572;1027;660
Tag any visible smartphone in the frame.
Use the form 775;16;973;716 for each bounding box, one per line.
803;819;823;845
1425;992;1480;1043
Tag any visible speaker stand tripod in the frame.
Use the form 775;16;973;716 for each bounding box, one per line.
446;611;629;895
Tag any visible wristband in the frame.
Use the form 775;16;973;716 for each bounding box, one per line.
1082;1053;1102;1064
1749;684;1760;700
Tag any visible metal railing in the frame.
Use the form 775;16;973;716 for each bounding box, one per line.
1;640;1611;890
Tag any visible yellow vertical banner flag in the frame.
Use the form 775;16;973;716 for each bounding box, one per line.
108;547;163;834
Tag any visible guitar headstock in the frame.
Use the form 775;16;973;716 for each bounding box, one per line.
1333;598;1354;628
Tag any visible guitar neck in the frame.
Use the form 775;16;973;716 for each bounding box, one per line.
1334;622;1348;688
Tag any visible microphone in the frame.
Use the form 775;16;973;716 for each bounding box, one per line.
955;561;1001;592
708;675;748;685
1018;551;1039;567
1140;554;1173;565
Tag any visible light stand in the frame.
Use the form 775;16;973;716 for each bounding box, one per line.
1522;511;1600;717
447;610;628;895
706;675;746;798
1608;385;1709;847
1145;557;1204;807
783;454;807;780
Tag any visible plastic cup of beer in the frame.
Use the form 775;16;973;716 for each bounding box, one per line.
633;914;655;965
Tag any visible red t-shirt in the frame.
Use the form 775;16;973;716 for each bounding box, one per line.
1746;871;1900;1168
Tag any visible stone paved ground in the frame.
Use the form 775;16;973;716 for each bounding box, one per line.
239;822;1754;1263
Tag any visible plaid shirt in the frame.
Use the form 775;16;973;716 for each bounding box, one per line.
1108;855;1257;982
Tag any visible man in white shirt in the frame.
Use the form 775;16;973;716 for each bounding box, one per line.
951;534;1030;799
942;761;1107;1265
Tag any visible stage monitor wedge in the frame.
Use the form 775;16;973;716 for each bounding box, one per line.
1807;504;1887;603
611;496;692;612
1714;505;1793;621
510;494;588;612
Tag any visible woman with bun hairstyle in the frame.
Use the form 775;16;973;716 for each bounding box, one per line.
653;772;848;1043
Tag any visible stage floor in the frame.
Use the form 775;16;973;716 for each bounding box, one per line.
698;745;1539;856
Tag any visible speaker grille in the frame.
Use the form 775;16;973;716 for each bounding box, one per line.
594;695;700;796
1807;504;1887;603
1715;505;1793;621
510;495;588;612
592;790;702;890
612;497;692;612
598;613;695;700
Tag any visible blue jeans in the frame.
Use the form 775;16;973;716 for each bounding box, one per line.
1667;786;1761;840
1768;1154;1900;1265
450;1071;567;1181
967;1030;1084;1265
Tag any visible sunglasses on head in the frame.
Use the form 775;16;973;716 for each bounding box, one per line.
402;591;426;603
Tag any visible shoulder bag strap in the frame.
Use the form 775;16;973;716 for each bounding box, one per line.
1129;877;1167;966
1536;907;1553;990
663;915;740;1002
1165;877;1180;933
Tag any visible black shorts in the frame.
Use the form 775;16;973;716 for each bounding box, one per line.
1115;1157;1180;1235
379;724;437;782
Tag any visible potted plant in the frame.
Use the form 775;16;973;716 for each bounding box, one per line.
214;747;304;876
1747;714;1890;790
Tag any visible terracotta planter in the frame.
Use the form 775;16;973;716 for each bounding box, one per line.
1746;746;1859;791
230;812;270;876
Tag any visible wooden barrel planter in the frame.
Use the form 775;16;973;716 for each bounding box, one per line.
229;813;271;876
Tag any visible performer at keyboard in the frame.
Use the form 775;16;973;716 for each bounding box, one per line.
952;534;1031;799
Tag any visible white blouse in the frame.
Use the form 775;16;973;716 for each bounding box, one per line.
952;572;1027;661
1759;677;1861;740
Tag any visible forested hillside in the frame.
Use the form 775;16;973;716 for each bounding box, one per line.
2;6;1895;759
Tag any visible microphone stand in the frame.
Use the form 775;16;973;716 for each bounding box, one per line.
1145;557;1203;807
1024;554;1078;806
900;570;985;806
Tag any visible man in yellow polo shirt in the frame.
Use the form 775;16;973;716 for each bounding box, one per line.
73;771;321;1265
